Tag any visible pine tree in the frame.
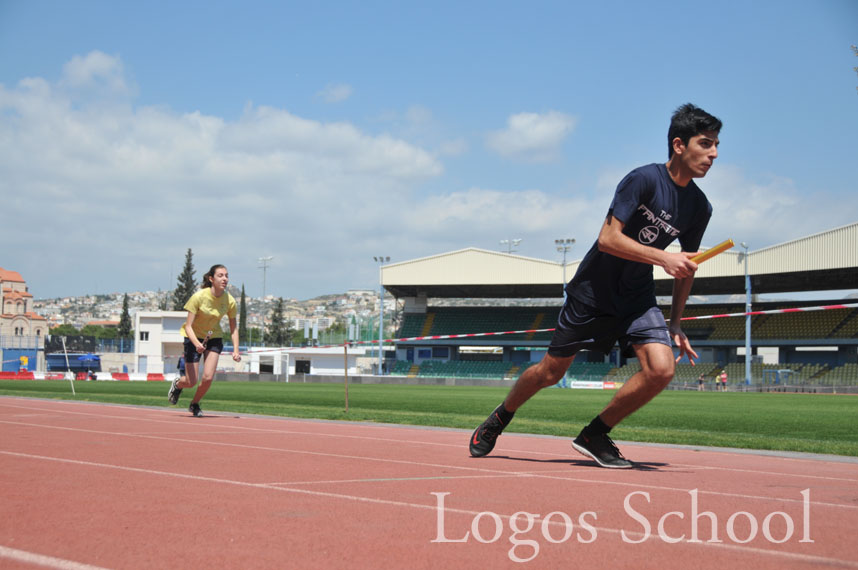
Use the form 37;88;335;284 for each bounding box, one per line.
239;285;248;346
172;248;197;310
118;293;132;338
264;297;290;346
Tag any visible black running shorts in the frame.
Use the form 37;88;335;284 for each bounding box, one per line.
547;297;671;358
183;337;224;363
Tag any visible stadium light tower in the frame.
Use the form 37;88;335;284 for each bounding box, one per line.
373;256;390;375
741;242;752;385
258;256;274;299
500;239;522;254
555;238;576;296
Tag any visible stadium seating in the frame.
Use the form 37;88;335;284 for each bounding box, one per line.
390;361;413;375
397;307;557;342
564;362;614;381
830;310;858;338
815;363;858;387
753;308;850;340
392;304;858;386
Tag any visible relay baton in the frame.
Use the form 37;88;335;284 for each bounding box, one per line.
690;239;735;264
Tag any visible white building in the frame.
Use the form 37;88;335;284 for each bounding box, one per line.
133;311;186;374
133;310;366;378
246;345;370;380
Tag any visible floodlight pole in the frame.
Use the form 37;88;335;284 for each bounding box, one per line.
373;256;390;375
742;242;752;385
555;238;575;297
258;256;273;300
500;239;521;254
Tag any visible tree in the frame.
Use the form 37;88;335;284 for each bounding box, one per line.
239;284;248;346
51;324;78;336
247;327;263;344
264;297;292;347
79;325;104;337
327;320;347;335
118;293;133;338
98;326;118;340
172;248;197;310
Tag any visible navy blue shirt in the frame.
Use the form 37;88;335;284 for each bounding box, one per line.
567;163;712;314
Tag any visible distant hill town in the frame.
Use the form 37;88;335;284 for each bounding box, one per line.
32;288;389;334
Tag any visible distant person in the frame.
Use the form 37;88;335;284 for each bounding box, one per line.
168;264;241;417
720;369;728;391
697;372;705;391
469;103;721;468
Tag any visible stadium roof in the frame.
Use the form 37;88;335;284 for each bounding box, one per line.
382;222;858;299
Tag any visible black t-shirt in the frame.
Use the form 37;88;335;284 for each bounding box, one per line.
567;163;712;315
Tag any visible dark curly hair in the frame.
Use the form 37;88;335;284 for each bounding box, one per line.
668;103;722;158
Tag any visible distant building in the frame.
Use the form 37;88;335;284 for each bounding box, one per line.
293;317;335;331
0;267;48;371
133;311;186;374
133;310;244;375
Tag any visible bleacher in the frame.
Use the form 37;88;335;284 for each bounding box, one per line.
663;305;858;341
565;361;614;381
389;359;615;382
387;357;858;387
391;303;858;388
414;359;515;380
753;308;851;340
403;304;858;345
398;306;557;342
815;363;858;386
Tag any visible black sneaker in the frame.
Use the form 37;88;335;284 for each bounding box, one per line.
168;379;182;405
469;410;506;457
189;402;203;417
572;430;634;469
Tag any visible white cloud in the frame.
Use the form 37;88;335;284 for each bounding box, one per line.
589;162;853;252
486;111;577;162
316;83;353;103
399;187;606;262
0;52;445;298
1;52;853;301
700;164;852;250
59;50;135;98
437;138;468;157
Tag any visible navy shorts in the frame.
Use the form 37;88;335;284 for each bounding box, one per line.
547;297;671;358
183;337;224;364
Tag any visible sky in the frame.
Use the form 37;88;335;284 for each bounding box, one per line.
1;0;857;301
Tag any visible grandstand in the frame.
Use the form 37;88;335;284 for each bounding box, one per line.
378;223;858;390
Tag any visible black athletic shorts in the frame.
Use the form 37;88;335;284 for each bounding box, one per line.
183;337;224;364
547;297;671;358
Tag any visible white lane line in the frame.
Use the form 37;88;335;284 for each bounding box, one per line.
2;399;857;484
2;419;857;512
3;449;858;569
0;545;110;570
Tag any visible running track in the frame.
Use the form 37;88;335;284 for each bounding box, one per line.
1;397;857;569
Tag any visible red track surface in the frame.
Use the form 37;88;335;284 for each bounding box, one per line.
1;397;857;569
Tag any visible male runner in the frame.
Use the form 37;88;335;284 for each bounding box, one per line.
469;103;721;468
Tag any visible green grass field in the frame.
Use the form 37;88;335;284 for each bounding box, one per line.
2;380;857;457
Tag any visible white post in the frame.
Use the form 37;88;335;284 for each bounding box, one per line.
743;242;752;386
373;256;390;375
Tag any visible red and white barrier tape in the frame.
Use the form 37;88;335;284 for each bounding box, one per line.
246;302;858;354
674;302;858;322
